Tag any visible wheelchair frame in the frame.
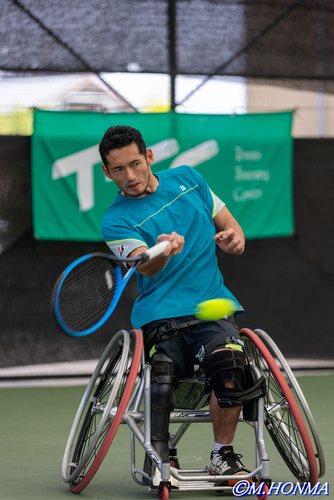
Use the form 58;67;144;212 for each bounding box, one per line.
61;327;325;500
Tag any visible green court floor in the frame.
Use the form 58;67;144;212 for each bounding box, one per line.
1;374;333;500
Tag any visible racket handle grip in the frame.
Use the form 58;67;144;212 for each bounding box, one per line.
143;240;169;261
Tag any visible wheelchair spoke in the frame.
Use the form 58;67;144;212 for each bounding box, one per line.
70;349;124;482
241;329;318;485
62;330;143;494
265;397;310;477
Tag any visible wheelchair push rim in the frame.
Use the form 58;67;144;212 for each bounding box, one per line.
241;328;319;486
61;329;143;492
254;328;325;479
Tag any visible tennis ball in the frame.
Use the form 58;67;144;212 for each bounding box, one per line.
194;298;237;321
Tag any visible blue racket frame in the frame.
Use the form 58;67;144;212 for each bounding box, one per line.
53;253;136;337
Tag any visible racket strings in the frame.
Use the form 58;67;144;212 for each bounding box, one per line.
58;258;118;331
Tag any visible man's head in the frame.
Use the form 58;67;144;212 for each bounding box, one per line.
99;125;146;166
99;125;157;198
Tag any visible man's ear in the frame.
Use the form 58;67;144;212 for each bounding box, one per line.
146;148;154;167
102;164;111;179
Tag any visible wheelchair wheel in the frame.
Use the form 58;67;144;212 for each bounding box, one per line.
61;329;143;493
241;328;318;486
254;328;325;479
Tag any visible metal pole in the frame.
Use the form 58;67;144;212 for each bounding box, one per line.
168;0;177;111
316;0;327;137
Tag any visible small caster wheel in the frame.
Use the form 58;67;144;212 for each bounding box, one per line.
161;485;169;500
256;481;270;499
157;482;171;500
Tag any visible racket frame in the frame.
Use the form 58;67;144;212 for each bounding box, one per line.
51;241;169;336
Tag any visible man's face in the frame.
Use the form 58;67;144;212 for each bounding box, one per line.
102;142;155;198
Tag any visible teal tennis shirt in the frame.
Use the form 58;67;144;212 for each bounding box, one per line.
101;165;243;328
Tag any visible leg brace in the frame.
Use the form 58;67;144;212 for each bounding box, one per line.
150;352;180;460
203;343;246;408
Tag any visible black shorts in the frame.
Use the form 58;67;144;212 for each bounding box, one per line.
144;315;241;378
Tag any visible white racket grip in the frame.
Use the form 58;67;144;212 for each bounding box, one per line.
143;240;169;261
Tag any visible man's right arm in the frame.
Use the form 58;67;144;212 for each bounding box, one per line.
128;232;184;278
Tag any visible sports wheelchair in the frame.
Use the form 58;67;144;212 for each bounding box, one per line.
61;327;325;500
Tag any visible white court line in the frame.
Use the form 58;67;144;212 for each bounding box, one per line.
0;377;91;388
0;359;333;388
0;359;99;378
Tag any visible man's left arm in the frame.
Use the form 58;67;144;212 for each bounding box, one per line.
213;206;245;255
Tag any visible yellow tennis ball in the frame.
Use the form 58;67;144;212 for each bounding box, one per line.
194;298;237;321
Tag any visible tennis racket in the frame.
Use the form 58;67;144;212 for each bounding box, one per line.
51;241;169;337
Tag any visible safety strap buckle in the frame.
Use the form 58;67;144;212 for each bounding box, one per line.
145;322;179;350
196;345;207;363
158;322;179;341
160;322;178;334
145;319;202;354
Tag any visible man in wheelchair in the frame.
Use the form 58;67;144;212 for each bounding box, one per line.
100;125;251;486
144;317;252;487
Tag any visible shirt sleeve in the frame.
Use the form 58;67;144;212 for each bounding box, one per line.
101;213;148;261
210;190;225;218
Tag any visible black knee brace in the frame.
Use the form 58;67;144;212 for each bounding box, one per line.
150;352;180;460
203;348;245;408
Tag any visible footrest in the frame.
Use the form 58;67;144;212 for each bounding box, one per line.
178;480;233;492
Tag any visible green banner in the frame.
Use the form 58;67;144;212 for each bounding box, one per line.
32;110;294;241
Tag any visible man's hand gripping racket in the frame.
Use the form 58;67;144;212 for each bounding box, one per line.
51;241;169;337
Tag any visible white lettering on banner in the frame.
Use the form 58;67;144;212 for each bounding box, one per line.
169;140;219;169
52;139;180;212
233;186;262;202
235;165;270;182
149;138;180;163
235;145;262;162
52;145;101;212
52;139;270;212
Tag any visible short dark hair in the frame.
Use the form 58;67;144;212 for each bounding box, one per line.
99;125;146;166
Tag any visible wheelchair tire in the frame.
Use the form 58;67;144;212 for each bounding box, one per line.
159;485;170;500
61;329;143;493
241;328;318;486
256;482;269;500
254;328;325;479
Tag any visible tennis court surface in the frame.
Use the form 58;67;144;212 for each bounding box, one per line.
0;371;333;500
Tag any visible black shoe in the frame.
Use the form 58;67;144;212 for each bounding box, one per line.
209;446;252;486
